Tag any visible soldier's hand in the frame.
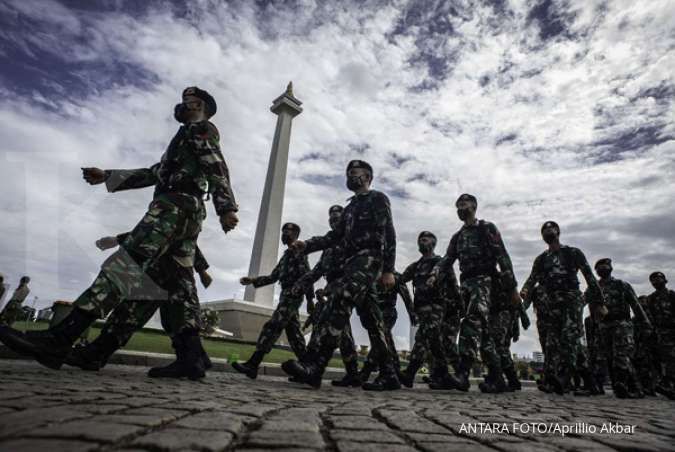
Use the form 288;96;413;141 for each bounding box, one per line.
290;240;306;254
220;211;239;233
380;272;395;291
240;277;254;286
82;167;107;185
95;236;118;250
199;270;213;288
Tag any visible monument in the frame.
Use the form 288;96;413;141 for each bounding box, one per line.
203;82;306;342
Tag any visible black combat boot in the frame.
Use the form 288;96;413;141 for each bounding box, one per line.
626;377;645;399
64;332;120;371
504;367;522;391
573;369;598;396
358;360;377;383
197;340;212;370
362;362;401;391
549;369;570;396
282;347;330;389
232;349;265;379
148;331;205;380
453;359;472;392
0;307;96;370
479;366;507;394
332;360;362;387
398;357;423;388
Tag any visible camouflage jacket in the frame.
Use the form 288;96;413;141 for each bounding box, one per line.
522;245;603;303
105;121;238;215
403;254;459;307
9;285;29;304
646;289;675;330
433;219;516;290
304;190;396;273
115;231;209;272
589;277;646;324
297;245;344;287
253;249;313;298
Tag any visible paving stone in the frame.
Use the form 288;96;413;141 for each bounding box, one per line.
173;411;251;433
0;438;99;452
327;415;389;430
245;430;325;448
26;419;145;442
132;427;234;451
417;441;497;452
0;406;89;436
335;442;418;452
330;429;405;443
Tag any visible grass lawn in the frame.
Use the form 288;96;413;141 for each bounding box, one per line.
11;320;345;368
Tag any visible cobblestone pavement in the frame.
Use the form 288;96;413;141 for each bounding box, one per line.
0;360;673;452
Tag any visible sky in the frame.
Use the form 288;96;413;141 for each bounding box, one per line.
0;0;673;357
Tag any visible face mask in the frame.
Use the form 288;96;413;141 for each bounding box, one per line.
329;217;340;230
418;241;434;253
596;268;612;279
542;231;558;244
457;208;471;221
174;103;188;123
346;175;365;191
652;280;667;290
281;233;294;245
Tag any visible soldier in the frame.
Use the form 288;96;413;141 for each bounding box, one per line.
0;86;238;380
292;205;362;387
590;258;651;398
520;221;606;395
0;276;31;326
234;222;314;379
645;271;675;400
427;194;521;393
360;271;415;384
634;295;657;396
584;313;607;395
282;160;400;391
399;231;458;389
490;281;530;391
64;233;214;376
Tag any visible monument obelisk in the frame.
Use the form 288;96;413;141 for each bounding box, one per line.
244;82;303;307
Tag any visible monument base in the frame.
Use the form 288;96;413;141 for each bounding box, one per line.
201;299;308;344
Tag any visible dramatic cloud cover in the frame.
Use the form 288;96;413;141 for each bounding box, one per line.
1;0;673;356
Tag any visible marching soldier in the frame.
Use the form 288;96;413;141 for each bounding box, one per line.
646;271;675;400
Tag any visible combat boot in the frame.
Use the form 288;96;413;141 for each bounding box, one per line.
358;360;377;383
148;332;205;380
0;308;96;370
479;367;507;394
232;350;264;379
453;359;472;392
504;367;522;391
574;369;598;396
332;361;362;387
362;363;401;391
613;381;629;399
549;369;570;395
282;359;323;388
399;358;423;388
64;332;120;371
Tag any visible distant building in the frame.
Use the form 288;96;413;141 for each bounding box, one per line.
532;351;544;363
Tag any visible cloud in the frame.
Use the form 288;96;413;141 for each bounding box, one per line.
1;0;673;355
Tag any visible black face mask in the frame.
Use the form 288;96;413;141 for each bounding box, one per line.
457;208;471;221
652;280;667;290
542;232;558;244
418;242;435;253
596;268;612;279
346;175;366;191
281;234;295;245
174;103;189;123
329;217;340;230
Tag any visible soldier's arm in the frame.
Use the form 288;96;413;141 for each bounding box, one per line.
105;163;161;193
400;262;415;284
521;255;543;298
432;235;458;279
375;192;396;274
625;282;651;326
302;256;315;307
252;260;281;288
486;222;517;290
575;249;604;304
187;122;238;215
396;278;414;319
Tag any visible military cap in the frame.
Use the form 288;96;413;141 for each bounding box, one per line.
418;230;437;241
329;205;344;214
649;271;666;280
541;221;560;233
183;86;217;118
346;160;373;176
455;193;477;207
595;258;612;269
282;222;300;234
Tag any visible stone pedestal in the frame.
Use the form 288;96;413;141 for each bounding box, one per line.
202;299;308;344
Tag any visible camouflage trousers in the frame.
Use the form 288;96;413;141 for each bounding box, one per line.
543;290;583;378
407;301;448;375
73;196;203;334
599;320;638;388
256;289;306;358
308;253;391;372
307;290;358;367
364;304;400;370
442;302;461;370
633;324;657;390
489;308;515;374
0;300;23;326
654;327;675;385
458;275;499;370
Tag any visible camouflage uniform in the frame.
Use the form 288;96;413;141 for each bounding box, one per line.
489;283;518;384
250;249;313;358
433;220;517;383
442;288;464;370
522;246;602;390
633;296;658;394
76;120;237;330
584;314;608;389
645;288;675;390
402;254;458;382
589;277;646;396
0;284;30;325
523;285;551;357
299;189;397;380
